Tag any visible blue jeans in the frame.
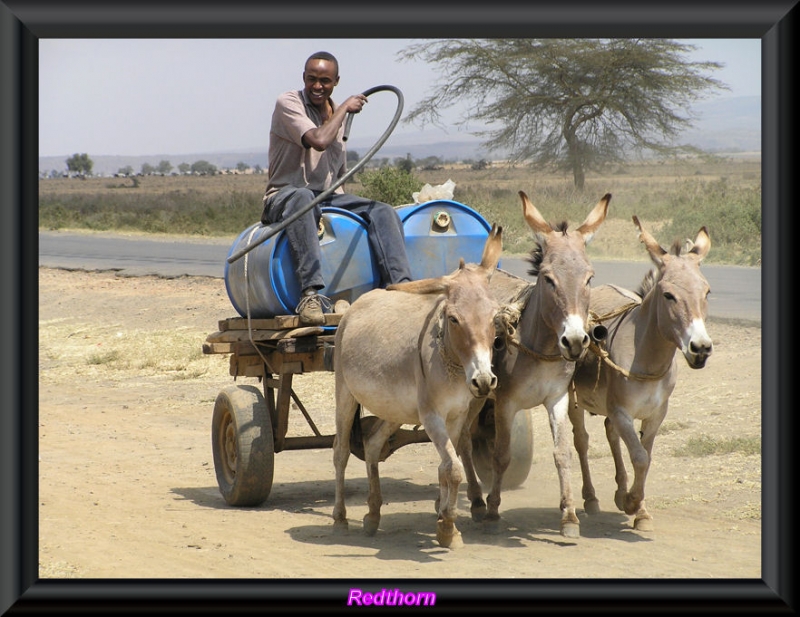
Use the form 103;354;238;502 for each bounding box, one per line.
262;187;412;292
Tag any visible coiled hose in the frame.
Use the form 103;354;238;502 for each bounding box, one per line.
227;85;404;264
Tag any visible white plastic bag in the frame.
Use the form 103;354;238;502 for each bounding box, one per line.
412;178;456;204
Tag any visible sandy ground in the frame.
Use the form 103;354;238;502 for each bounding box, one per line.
38;267;761;590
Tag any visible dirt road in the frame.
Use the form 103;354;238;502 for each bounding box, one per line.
37;268;761;597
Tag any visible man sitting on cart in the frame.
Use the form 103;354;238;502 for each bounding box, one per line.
261;51;413;325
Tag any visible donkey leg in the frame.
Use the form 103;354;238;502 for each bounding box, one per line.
549;396;579;538
629;415;665;531
460;436;487;522
632;499;654;531
459;400;487;522
362;420;401;537
605;416;630;513
435;452;465;549
424;414;464;549
609;409;649;517
483;401;514;534
332;385;359;531
569;404;600;515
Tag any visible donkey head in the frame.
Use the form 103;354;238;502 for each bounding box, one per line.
633;216;713;369
523;192;610;361
389;225;503;397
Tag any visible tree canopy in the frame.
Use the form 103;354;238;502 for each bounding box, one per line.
399;39;727;189
65;153;93;177
190;160;217;175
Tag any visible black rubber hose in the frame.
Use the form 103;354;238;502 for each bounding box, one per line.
227;85;404;264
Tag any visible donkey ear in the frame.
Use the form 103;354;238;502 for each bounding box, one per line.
632;215;667;265
690;226;711;261
577;193;611;244
479;224;503;276
387;278;449;296
519;191;552;237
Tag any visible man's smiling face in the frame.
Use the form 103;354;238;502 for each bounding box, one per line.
303;59;339;111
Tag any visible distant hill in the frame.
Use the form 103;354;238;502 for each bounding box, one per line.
39;96;760;177
679;95;760;153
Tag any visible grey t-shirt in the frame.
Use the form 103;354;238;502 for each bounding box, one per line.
263;89;346;202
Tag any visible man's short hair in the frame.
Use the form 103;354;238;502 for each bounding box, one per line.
306;51;339;75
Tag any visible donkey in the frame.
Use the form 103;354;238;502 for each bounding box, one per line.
459;192;610;538
569;216;713;531
332;225;503;549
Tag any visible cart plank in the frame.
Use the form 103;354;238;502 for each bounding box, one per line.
219;314;342;331
206;326;325;344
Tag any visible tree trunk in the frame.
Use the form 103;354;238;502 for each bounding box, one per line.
565;135;585;191
572;163;585;191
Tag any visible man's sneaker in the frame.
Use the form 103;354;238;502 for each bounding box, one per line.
295;291;327;325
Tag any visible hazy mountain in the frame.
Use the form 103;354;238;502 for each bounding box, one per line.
39;96;760;177
678;95;760;153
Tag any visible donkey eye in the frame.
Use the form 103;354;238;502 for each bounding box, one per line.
448;315;459;325
543;275;556;287
664;292;676;301
586;275;594;287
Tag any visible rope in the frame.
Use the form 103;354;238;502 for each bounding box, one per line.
584;303;672;382
506;335;565;361
494;284;565;362
569;301;670;410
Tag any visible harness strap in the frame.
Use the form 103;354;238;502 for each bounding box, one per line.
585;302;672;382
495;284;564;362
586;339;672;381
506;336;564;361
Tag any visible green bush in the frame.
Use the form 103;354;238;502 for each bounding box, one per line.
355;167;423;207
656;179;762;266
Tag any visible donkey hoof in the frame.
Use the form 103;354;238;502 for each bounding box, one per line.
332;519;349;533
470;499;487;522
633;515;654;532
584;498;601;516
436;521;463;549
561;521;581;538
623;497;641;516
362;514;380;537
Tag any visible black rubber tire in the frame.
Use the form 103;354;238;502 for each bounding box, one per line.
472;407;534;489
211;384;274;506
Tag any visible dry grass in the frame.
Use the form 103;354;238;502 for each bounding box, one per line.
39;318;228;385
40;155;762;264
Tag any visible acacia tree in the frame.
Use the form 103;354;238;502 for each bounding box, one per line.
65;153;93;177
399;39;727;189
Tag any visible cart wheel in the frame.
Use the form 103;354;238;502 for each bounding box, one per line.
211;384;274;506
471;407;534;489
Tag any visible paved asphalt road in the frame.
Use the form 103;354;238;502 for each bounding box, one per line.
39;230;761;324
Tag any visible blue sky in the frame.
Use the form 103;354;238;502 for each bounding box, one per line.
39;38;761;157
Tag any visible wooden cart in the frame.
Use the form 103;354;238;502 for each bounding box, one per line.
203;313;534;507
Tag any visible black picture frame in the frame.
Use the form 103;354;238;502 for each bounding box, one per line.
2;1;795;613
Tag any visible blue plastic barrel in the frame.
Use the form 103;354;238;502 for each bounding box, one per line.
397;200;497;280
224;207;380;319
